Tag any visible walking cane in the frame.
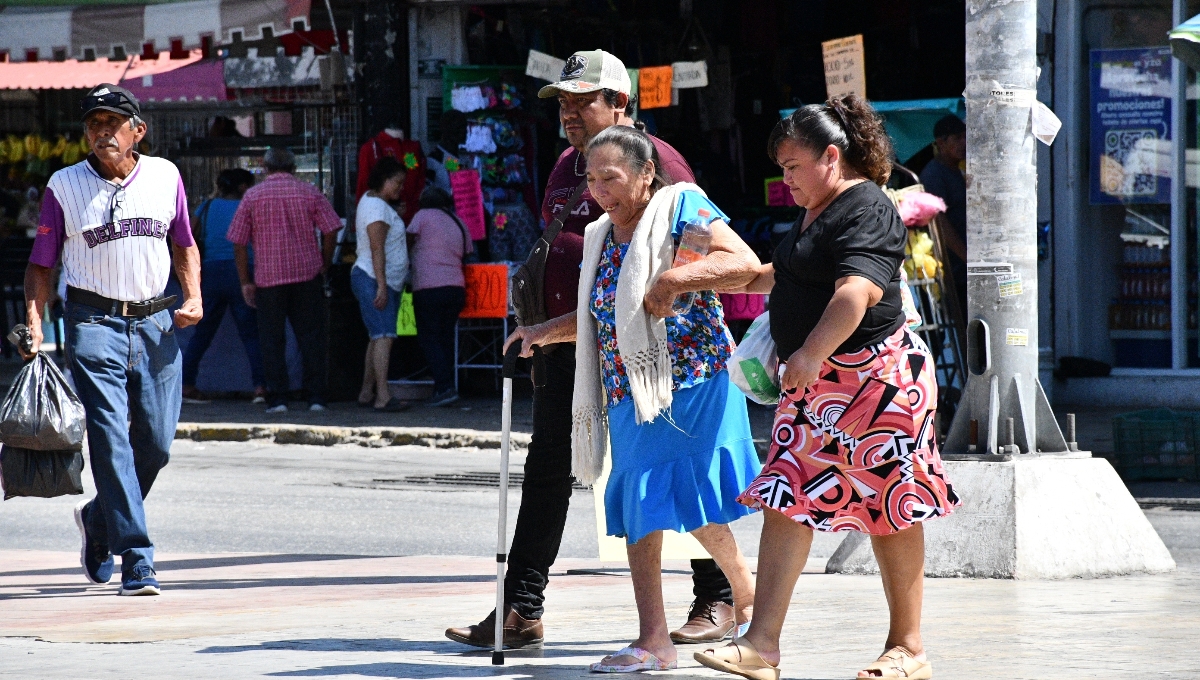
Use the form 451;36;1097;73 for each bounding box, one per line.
494;342;545;665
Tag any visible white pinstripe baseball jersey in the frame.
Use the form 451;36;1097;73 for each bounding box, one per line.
31;154;194;302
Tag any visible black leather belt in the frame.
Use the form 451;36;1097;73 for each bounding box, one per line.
67;286;177;318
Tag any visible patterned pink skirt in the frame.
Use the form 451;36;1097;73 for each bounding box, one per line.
738;327;959;535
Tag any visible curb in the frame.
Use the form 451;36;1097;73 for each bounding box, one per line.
175;422;531;450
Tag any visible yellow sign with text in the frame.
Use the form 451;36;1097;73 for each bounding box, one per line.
822;34;866;100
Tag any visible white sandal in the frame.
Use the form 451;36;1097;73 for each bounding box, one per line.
589;646;677;673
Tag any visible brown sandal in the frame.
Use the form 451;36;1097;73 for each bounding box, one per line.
856;646;932;679
694;638;780;680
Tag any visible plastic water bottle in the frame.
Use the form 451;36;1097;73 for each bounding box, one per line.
671;211;714;315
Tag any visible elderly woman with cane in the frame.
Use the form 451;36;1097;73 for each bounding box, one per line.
693;96;960;680
506;125;762;672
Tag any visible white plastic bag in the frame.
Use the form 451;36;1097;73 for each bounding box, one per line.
729;311;781;405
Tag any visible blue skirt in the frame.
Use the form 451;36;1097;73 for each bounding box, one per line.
605;371;761;544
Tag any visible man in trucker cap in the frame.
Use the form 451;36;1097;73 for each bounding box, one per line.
445;49;741;649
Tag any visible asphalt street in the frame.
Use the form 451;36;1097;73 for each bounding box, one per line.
0;440;787;559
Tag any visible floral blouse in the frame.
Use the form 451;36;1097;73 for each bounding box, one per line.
590;230;733;408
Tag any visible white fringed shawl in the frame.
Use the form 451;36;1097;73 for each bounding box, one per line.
570;182;704;486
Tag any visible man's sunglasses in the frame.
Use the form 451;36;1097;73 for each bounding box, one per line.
81;91;137;116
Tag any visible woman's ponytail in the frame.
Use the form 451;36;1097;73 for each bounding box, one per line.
767;93;894;186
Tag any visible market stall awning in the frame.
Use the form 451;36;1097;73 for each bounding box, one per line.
1170;14;1200;72
0;50;202;90
0;0;311;63
120;57;228;101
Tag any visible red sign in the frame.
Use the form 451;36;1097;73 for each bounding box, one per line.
461;264;510;319
765;177;797;207
450;169;487;241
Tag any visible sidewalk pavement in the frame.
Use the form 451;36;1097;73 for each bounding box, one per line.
1;549;1196;678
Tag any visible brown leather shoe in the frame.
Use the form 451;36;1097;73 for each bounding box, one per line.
670;598;735;643
445;608;544;649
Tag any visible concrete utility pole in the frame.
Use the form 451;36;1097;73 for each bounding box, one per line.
828;0;1174;578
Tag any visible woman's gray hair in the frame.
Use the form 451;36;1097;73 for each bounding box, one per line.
584;126;671;189
263;146;296;172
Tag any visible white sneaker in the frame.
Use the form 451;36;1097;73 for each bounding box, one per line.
265;404;288;413
309;403;326;412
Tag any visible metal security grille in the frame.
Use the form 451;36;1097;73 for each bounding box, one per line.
337;472;588;491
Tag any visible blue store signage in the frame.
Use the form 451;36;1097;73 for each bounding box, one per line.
1089;47;1173;205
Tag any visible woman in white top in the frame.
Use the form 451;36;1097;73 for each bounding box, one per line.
352;157;411;412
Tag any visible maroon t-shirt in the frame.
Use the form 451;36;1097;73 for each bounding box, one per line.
540;134;694;320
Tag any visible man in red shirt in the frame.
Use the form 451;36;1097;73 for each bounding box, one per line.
446;50;737;650
227;147;343;412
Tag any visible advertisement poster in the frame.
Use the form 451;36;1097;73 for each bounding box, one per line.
822;34;866;100
1089;47;1173;205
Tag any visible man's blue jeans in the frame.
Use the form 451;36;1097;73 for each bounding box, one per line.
181;259;265;388
66;301;181;577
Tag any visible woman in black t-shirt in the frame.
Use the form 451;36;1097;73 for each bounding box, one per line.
695;96;959;680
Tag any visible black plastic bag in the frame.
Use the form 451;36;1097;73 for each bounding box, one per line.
0;353;86;451
0;445;84;500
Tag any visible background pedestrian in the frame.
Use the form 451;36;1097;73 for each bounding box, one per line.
181;167;266;404
919;114;968;319
407;187;472;407
227;147;342;413
352;156;410;412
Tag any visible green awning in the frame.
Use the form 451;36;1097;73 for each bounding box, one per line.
780;97;964;164
1170;13;1200;71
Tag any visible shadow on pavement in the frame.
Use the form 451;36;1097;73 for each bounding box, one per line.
0;553;383;579
0;574;499;600
198;638;467;654
197;638;631;659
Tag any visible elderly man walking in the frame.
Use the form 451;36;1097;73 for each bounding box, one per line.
227;148;342;412
446;49;741;649
23;83;202;596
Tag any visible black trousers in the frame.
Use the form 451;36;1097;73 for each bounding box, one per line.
413;286;465;394
256;276;328;406
504;345;732;620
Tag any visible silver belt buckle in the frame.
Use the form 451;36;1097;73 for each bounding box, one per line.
119;300;131;316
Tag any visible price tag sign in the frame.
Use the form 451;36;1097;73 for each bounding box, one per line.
449;169;487;241
671;61;708;89
639;65;674;109
461;264;510;319
821;34;866;100
526;50;566;83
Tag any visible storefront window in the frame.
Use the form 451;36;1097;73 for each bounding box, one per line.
1082;0;1187;368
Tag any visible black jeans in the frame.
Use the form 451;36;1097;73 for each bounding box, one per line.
413;286;465;394
504;346;733;620
256;276;328;406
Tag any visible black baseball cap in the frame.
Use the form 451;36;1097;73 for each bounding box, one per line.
81;83;141;121
933;114;965;139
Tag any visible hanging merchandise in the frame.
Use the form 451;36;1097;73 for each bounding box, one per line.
488;118;521;150
499;83;522;109
488;201;539;262
463;123;497;153
355;130;427;221
451;85;490;112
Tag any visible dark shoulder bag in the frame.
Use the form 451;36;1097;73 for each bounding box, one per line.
437;207;479;264
511;179;588;329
